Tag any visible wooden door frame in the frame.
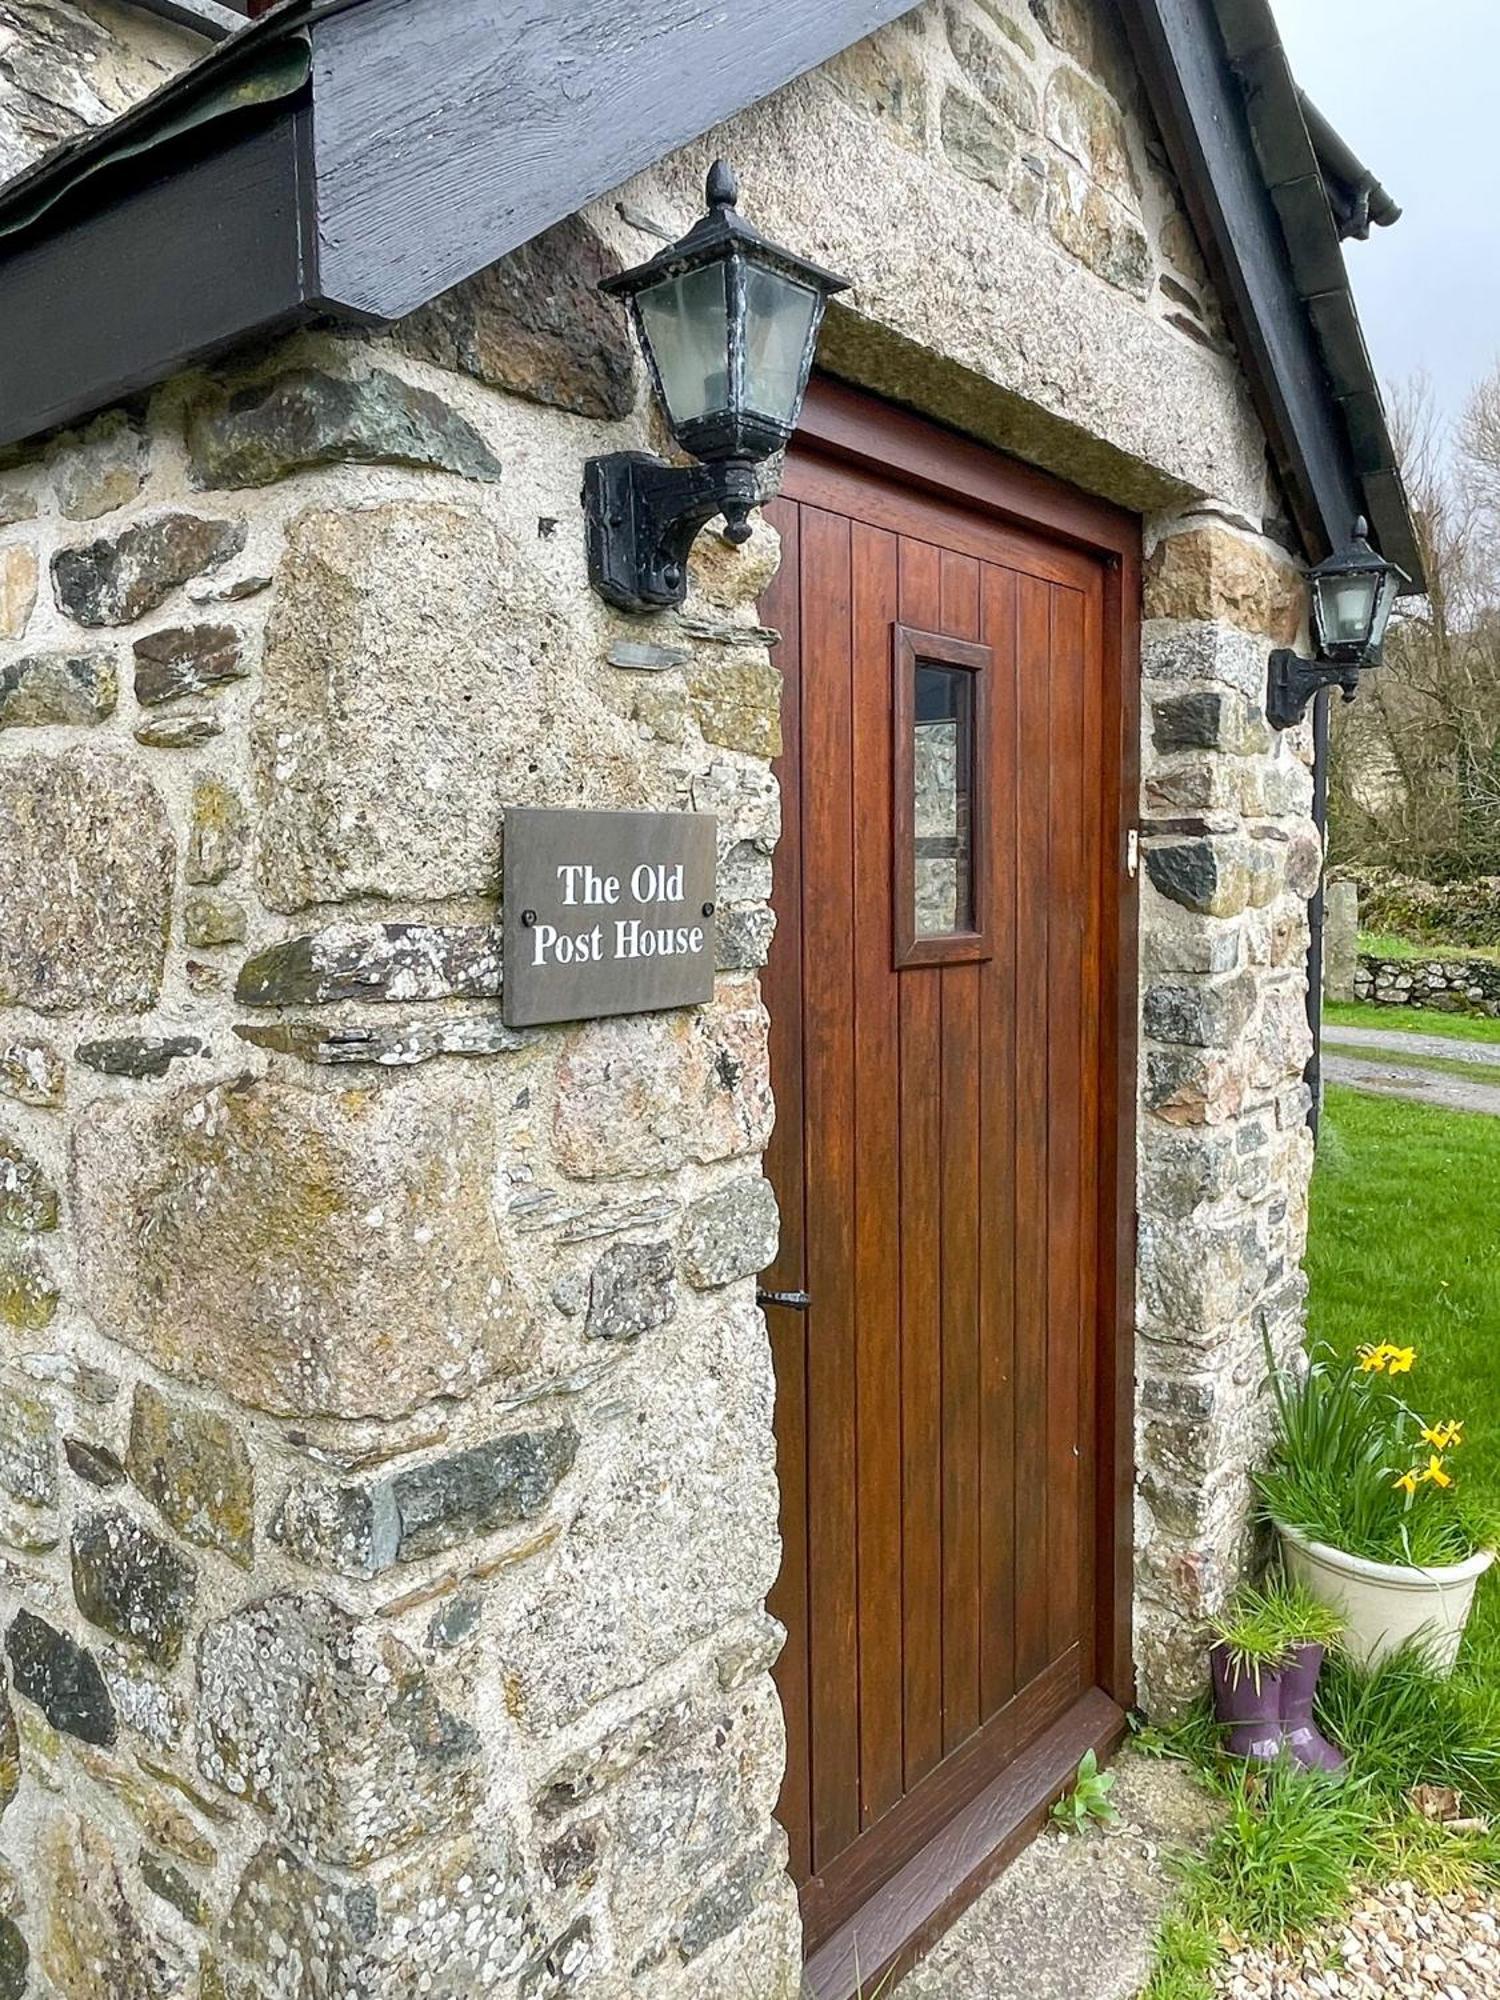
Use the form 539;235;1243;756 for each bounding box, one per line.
778;377;1142;1995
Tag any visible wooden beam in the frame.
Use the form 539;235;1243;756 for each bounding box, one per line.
306;0;921;321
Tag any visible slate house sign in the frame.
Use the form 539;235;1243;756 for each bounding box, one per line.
502;808;718;1026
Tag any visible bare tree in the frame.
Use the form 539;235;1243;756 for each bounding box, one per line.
1328;368;1500;880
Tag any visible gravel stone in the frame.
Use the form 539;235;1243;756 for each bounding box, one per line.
186;366;504;488
1214;1881;1500;1999
586;1240;678;1343
75;1036;205;1079
235;922;502;1007
131;624;245;706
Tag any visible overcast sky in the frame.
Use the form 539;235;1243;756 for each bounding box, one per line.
1272;0;1499;449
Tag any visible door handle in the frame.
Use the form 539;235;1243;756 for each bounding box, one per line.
757;1289;812;1311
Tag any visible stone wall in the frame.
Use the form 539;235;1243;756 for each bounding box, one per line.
1134;532;1316;1709
0;0;1323;1991
0;296;797;2000
1356;953;1500;1018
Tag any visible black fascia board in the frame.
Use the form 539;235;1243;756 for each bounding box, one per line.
0;107;318;449
0;5;337;448
1119;0;1421;592
119;0;245;40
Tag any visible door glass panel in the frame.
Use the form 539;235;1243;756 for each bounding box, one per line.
913;662;974;936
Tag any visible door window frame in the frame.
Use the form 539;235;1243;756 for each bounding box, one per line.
892;622;994;968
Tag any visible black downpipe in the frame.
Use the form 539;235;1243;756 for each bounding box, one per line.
1304;687;1330;1139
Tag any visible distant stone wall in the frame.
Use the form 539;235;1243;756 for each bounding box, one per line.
1355;870;1500;956
1356;953;1500;1018
0;0;1320;1991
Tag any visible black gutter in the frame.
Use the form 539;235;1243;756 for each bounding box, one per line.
0;0;357;229
1299;93;1402;240
1306;687;1331;1139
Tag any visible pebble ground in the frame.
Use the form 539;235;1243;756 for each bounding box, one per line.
1215;1882;1500;1998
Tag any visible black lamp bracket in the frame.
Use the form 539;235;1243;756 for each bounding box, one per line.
583;452;770;614
1266;649;1363;730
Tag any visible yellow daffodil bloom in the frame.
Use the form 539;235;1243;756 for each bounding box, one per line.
1357;1342;1417;1375
1423;1455;1453;1489
1421;1422;1465;1452
1394;1470;1419;1495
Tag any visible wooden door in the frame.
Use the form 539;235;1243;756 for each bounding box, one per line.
762;382;1139;1995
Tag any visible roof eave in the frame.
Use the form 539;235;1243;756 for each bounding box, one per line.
0;0;1424;598
1216;0;1421;589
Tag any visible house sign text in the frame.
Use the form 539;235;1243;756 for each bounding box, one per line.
502;807;718;1026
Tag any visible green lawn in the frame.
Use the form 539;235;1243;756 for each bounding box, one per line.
1325;999;1500;1046
1307;1086;1500;1667
1143;1084;1500;1997
1360;931;1500;966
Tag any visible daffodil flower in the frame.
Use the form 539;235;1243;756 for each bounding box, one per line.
1422;1455;1453;1490
1386;1347;1416;1376
1394;1470;1419;1495
1421;1421;1464;1452
1358;1346;1388;1374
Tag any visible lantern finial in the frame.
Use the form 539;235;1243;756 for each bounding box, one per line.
706;160;739;209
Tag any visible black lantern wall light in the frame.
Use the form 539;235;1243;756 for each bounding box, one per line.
584;161;850;613
1267;518;1407;729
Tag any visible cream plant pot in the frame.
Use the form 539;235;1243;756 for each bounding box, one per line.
1278;1521;1495;1673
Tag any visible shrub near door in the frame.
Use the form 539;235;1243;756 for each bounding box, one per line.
1257;1343;1497;1671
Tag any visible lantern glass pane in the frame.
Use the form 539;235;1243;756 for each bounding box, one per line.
1315;570;1380;650
741;264;820;427
635;263;731;430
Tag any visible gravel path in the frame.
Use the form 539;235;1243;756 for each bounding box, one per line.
1321;1054;1500;1119
1215;1880;1500;1998
1323;1026;1500;1070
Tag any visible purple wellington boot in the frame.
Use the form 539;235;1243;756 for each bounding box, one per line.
1209;1644;1285;1763
1280;1642;1345;1773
